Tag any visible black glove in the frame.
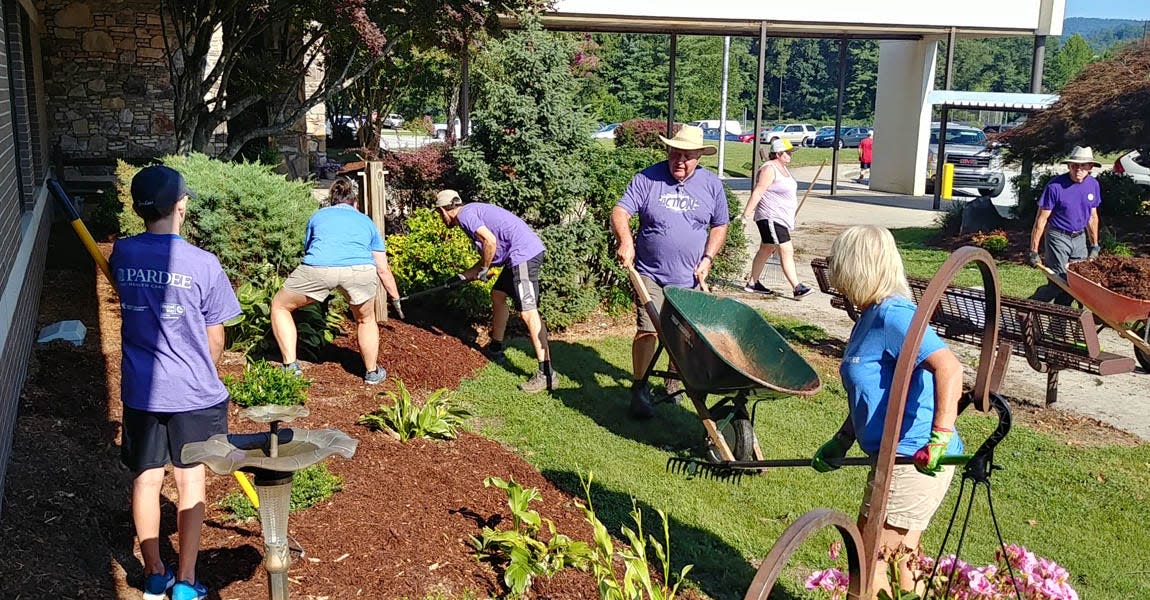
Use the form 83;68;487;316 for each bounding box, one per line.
1026;251;1041;268
391;299;405;320
1088;245;1101;260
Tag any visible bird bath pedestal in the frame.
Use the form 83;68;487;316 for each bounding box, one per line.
181;405;358;600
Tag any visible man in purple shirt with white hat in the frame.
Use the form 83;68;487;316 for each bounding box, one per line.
611;125;730;418
1027;146;1103;305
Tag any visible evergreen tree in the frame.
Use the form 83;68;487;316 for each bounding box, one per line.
1045;34;1098;91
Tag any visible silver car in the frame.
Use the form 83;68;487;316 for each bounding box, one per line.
925;124;1005;197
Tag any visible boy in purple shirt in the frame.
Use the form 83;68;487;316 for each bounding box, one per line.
110;165;241;600
434;190;555;393
1027;146;1103;305
611;125;729;418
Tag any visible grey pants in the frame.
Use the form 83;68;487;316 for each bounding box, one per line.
1030;228;1087;305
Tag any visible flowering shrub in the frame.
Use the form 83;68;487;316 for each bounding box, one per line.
615;119;681;150
804;543;1079;600
971;229;1009;256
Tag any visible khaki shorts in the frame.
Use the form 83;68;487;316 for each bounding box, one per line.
283;264;378;305
634;274;667;333
859;464;955;531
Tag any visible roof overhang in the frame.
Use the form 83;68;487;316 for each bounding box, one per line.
927;90;1059;112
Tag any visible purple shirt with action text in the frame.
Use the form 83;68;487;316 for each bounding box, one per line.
616;162;730;288
455;203;545;267
110;233;241;412
1039;173;1101;233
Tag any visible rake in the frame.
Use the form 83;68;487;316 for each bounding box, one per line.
666;454;972;484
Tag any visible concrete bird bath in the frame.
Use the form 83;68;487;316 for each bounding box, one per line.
181;405;357;600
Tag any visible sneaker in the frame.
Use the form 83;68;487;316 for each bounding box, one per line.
793;284;815;299
482;341;506;361
282;361;302;376
364;366;387;385
629;381;655;419
743;280;775;295
520;369;555;393
172;580;209;600
142;566;174;600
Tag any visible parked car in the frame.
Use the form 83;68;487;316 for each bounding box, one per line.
324;114;361;138
806;126;835;146
701;127;743;142
812;126;872;148
737;131;757;144
382;113;405;129
1114;150;1150;187
925;123;1005;197
761;123;818;146
982;123;1017;135
687;119;743;136
593;123;621;140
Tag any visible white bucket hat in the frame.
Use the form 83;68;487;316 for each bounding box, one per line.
1062;146;1101;168
659;125;718;156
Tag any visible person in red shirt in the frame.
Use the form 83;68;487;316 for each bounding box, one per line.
857;130;874;183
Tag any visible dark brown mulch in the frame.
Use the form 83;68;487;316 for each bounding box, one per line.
931;214;1150;266
0;227;691;600
1068;256;1150;301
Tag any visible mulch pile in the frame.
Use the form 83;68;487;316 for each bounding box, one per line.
0;228;683;599
1068;256;1150;301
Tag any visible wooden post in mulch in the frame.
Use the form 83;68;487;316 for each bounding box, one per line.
363;161;389;323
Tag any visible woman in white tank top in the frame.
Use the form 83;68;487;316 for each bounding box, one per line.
740;138;814;298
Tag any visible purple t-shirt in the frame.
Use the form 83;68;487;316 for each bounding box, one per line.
455;203;545;266
616;162;730;287
1039;173;1101;233
110;233;242;412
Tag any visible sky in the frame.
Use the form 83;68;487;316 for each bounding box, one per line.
1064;0;1150;20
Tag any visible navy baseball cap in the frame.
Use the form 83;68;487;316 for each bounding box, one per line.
130;165;195;210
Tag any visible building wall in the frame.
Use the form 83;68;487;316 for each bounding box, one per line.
871;38;941;196
0;0;51;514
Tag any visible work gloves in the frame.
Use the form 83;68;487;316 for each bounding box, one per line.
1088;245;1101;260
461;267;491;282
391;298;405;320
811;433;853;473
912;427;953;476
1026;251;1041;268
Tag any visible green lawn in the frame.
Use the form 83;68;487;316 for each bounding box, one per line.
891;227;1047;299
454;335;1150;600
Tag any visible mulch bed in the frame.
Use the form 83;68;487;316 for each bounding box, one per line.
1068;256;1150;301
931;214;1150;266
0;226;685;599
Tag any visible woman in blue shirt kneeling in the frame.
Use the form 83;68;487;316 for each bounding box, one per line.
812;225;964;597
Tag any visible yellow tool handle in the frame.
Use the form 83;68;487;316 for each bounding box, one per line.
233;472;260;508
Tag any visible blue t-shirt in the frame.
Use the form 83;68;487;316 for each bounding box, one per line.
455;203;545;267
110;233;242;412
840;297;964;457
616;163;730;288
301;204;386;267
1039;173;1101;233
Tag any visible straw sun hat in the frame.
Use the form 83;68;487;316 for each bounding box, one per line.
1062;146;1101;168
659;125;718;156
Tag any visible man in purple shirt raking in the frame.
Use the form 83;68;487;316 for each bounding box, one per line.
611;125;730;419
1026;146;1103;305
434;190;555;393
110;165;241;600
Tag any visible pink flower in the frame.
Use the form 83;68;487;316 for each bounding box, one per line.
805;567;849;598
828;540;842;561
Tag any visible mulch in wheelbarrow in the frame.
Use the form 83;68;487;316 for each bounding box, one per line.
1068;256;1150;301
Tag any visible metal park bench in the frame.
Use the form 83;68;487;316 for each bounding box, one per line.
810;257;1136;404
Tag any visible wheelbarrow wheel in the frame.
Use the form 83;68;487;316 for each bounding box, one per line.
704;405;757;463
1135;322;1150;373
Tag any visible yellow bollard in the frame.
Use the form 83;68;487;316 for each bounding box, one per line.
941;163;955;200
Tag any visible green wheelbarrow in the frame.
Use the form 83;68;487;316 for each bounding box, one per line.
628;267;822;463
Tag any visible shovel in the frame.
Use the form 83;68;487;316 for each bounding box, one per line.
398;275;469;302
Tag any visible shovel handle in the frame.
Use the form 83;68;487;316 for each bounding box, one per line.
711;454;972;470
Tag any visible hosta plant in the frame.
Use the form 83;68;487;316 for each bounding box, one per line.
356;380;469;441
226;262;343;360
224;359;310;408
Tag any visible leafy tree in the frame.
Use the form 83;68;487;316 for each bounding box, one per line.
159;0;543;159
1044;34;1097;91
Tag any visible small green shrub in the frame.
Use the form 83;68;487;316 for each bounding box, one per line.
225;263;342;360
971;229;1009;256
116;154;318;281
386;209;494;320
712;186;748;283
934;200;965;232
224;359;311;408
114;159;145;236
357;380;469;441
1096;170;1149;218
1009;172;1057;222
219;464;343;520
615;119;681;151
1100;226;1135;257
471;476;592;597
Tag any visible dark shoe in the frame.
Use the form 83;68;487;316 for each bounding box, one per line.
520;369;555;393
743;280;775;295
364;366;387;385
793;284;814;299
483;341;506;361
629;382;655;419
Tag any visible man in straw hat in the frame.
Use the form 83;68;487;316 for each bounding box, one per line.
1026;146;1103;305
433;189;556;393
610;125;729;419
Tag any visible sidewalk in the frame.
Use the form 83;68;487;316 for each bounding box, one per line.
724;174;1150;441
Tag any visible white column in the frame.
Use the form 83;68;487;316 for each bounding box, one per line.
870;38;940;196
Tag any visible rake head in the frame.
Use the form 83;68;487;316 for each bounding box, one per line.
666;456;745;484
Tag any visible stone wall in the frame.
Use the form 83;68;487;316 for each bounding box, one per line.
41;0;175;159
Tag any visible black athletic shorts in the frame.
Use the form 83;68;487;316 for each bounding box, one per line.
121;398;229;472
493;251;544;312
755;219;792;245
860;161;872;169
